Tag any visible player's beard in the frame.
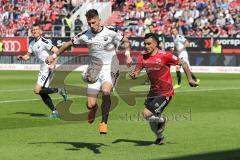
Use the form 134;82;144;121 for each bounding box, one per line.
92;25;102;33
146;47;156;55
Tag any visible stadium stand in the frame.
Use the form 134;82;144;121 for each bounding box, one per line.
109;0;240;37
1;0;239;37
0;0;74;37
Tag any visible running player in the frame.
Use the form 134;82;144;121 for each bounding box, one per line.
171;27;199;89
17;23;67;118
129;33;198;144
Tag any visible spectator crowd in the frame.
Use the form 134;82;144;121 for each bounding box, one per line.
0;0;74;37
1;0;239;37
112;0;240;37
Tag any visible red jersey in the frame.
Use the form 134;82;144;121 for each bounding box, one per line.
135;50;180;97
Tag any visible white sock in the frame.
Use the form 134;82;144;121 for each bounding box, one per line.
53;110;58;114
149;122;164;138
148;115;165;123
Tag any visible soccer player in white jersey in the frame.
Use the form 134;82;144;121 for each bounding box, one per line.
17;23;67;118
46;9;132;134
171;27;199;89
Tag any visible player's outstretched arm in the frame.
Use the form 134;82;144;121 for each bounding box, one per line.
17;53;31;61
180;59;198;87
54;41;73;57
129;68;141;80
46;40;73;64
122;36;132;67
51;46;59;53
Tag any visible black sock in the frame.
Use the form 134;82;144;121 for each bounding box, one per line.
101;94;111;124
39;93;56;111
191;72;197;81
176;71;181;85
87;104;98;110
39;88;58;95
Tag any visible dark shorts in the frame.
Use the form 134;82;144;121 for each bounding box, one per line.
144;96;172;115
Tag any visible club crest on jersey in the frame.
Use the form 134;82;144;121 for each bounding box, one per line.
104;37;108;41
172;55;178;60
156;59;161;64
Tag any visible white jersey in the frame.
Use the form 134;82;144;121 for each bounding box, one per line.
71;26;123;65
173;34;188;58
28;37;53;70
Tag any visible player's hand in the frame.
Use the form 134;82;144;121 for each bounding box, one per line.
126;56;132;67
45;55;54;64
188;79;199;87
48;64;56;71
129;71;137;80
17;55;23;61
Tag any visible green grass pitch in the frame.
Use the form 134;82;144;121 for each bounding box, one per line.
0;71;239;160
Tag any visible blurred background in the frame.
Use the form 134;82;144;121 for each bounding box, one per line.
0;0;239;70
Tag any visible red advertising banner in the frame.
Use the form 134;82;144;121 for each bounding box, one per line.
2;37;28;52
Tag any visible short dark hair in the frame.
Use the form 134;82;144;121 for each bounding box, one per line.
32;23;41;28
144;33;160;46
85;9;99;20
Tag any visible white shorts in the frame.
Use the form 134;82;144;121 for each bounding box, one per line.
177;55;190;67
178;51;190;66
37;68;53;88
180;56;190;66
87;65;119;95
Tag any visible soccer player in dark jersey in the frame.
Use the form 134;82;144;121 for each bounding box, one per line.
129;33;198;145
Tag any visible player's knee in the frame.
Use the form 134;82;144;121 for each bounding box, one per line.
102;90;111;96
86;101;97;109
142;112;150;120
142;107;154;120
34;88;41;94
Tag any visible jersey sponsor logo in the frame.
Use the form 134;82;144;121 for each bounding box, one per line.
104;37;108;41
89;42;115;51
156;59;161;64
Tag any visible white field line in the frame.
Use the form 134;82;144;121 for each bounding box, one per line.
0;87;240;104
0;89;32;93
176;87;240;93
0;95;84;104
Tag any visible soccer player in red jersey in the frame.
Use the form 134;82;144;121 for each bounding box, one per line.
129;33;198;145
